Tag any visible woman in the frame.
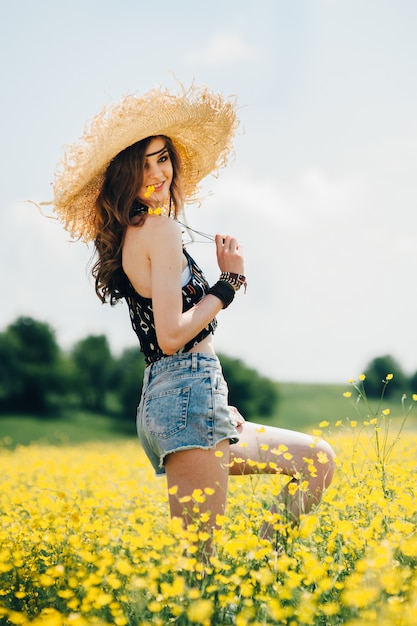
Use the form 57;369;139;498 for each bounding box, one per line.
52;84;335;552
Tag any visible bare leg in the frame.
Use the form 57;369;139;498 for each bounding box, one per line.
229;421;336;539
164;439;230;557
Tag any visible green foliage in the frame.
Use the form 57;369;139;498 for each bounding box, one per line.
71;335;115;413
362;354;409;399
2;315;417;435
409;369;417;394
111;347;146;421
218;353;280;420
0;316;66;414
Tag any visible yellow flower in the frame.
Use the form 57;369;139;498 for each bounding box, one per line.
144;185;155;197
186;599;214;624
8;612;30;625
341;586;380;608
386;373;394;380
319;421;329;428
148;207;162;215
148;600;163;613
382;408;390;416
116;558;134;576
359;374;366;381
317;451;329;464
192;489;206;503
94;592;113;608
343;391;352;398
161;576;186;597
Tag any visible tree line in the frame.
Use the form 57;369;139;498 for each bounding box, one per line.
0;317;414;426
357;354;417;400
0;317;280;425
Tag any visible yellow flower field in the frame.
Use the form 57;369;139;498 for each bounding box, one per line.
1;389;417;625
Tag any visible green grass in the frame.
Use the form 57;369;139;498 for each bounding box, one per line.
275;381;417;433
275;382;350;428
0;411;134;447
0;382;415;446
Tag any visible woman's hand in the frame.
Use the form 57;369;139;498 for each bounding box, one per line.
229;406;245;432
215;234;245;275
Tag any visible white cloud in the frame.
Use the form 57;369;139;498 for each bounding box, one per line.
185;32;260;67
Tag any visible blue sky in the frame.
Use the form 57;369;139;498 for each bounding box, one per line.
2;0;417;383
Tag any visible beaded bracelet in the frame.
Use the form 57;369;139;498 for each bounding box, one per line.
207;280;236;309
219;272;247;293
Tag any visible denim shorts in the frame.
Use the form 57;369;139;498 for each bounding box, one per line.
136;352;240;475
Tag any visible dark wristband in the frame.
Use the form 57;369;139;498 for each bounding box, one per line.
207;280;235;309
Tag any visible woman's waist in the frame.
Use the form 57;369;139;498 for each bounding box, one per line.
188;335;215;355
145;348;220;381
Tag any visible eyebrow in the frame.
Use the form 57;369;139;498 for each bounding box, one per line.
145;145;168;157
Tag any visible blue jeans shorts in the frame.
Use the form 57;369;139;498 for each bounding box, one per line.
136;352;240;475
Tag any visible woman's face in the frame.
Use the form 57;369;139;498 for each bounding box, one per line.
138;136;174;206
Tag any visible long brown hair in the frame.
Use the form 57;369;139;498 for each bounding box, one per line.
92;136;183;304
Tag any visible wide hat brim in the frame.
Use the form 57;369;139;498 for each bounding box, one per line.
52;83;239;241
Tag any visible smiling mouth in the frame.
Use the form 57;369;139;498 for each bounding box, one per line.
145;182;165;197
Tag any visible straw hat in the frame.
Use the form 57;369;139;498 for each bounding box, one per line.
52;83;239;241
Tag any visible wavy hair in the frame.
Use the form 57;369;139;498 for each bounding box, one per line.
92;136;183;304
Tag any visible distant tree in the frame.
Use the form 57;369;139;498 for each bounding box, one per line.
71;335;115;412
409;370;417;394
0;316;65;414
362;354;408;399
218;353;280;420
112;347;145;422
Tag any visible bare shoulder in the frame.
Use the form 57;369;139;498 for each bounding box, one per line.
122;217;183;295
147;215;182;242
125;216;181;248
123;216;182;270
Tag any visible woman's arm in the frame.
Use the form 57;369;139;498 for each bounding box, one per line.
124;216;244;355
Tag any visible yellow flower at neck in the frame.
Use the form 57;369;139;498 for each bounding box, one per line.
148;207;162;215
144;185;155;198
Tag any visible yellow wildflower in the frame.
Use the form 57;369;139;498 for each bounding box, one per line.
186;598;214;624
144;185;155;197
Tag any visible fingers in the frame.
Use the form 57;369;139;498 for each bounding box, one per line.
229;405;246;428
215;234;245;274
215;234;239;250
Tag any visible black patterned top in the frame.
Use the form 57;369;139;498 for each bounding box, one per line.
125;248;217;365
